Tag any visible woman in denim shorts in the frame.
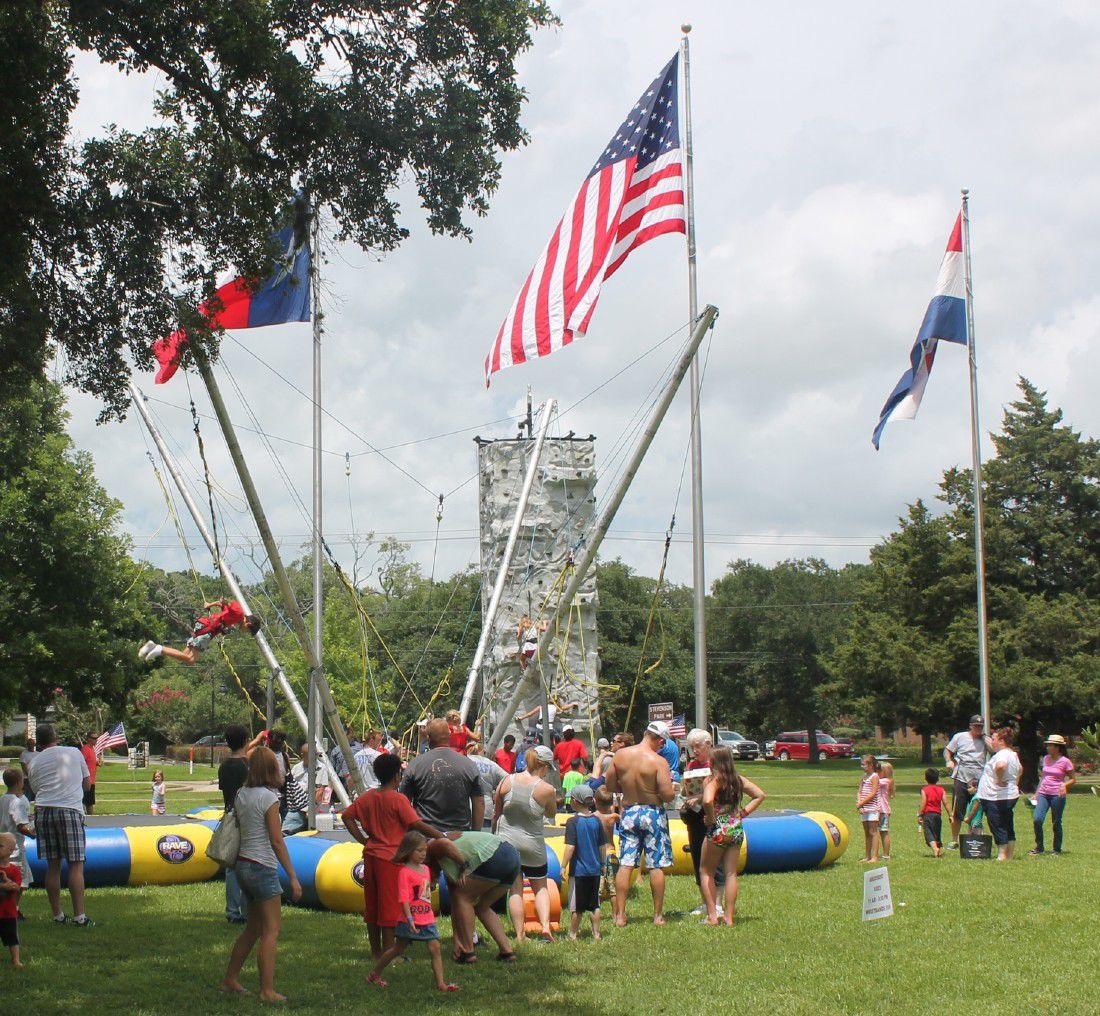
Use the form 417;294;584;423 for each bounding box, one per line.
429;831;521;963
220;747;303;1003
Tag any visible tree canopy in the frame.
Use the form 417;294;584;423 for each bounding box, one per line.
709;558;860;760
1;0;555;415
0;379;154;711
831;379;1100;774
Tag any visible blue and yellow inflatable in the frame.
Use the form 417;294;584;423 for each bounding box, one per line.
26;810;847;913
25;822;219;888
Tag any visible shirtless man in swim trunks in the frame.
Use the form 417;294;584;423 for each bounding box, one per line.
604;720;676;926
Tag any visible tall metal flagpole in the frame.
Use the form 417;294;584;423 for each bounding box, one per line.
680;25;709;731
960;189;992;735
308;207;323;827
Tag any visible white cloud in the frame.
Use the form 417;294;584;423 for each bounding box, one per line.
62;1;1100;595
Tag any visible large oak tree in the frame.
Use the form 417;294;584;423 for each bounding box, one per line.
1;0;555;415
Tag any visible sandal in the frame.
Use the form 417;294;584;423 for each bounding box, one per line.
367;972;389;989
496;951;518;962
452;951;478;964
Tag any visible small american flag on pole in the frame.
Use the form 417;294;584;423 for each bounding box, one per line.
94;722;128;758
668;714;687;738
485;54;686;384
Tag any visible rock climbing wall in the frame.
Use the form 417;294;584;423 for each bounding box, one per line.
475;435;601;745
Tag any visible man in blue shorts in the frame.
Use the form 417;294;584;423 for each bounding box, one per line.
604;720;676;926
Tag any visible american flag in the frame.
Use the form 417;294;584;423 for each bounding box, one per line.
669;714;687;738
485;54;686;384
94;722;128;758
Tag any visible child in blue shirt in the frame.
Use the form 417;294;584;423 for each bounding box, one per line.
562;784;608;940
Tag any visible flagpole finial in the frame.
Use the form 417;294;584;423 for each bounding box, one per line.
961;187;970;199
681;23;692;34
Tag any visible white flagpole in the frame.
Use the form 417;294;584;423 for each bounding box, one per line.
680;25;709;732
961;189;992;735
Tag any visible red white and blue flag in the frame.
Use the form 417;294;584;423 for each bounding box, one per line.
484;55;686;385
872;215;968;448
153;216;311;384
668;714;687;738
94;722;128;758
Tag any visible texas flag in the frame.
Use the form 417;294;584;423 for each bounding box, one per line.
872;215;968;449
153;216;311;384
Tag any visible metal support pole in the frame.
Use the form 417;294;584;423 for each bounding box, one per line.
128;382;350;805
308;208;323;826
191;351;365;796
681;26;709;731
459;399;556;725
486;304;719;752
266;669;275;730
961;189;992;734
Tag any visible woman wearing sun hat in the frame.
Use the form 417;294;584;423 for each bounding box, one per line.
1030;734;1076;855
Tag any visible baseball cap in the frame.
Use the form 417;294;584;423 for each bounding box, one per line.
596;737;610;750
570;784;595;806
562;724;575;734
969;714;984;725
532;744;554;765
646;720;671;740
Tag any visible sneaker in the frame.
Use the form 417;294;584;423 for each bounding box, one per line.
138;639;157;659
1028;849;1044;856
145;644;164;661
716;905;724;918
946;842;959;850
72;916;96;928
53;914;68;925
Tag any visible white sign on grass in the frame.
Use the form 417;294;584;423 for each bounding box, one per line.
862;866;893;921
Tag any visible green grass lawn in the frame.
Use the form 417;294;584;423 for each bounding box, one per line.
7;760;1098;1014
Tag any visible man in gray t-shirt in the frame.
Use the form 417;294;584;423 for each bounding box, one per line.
399;719;484;833
944;715;991;846
467;749;508;823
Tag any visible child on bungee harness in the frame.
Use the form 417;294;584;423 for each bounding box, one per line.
140;598;260;665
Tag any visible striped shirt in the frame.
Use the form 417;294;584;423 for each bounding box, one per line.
857;774;879;814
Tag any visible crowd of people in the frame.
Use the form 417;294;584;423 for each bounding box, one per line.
0;707;1083;989
202;712;763;999
854;715;1077;864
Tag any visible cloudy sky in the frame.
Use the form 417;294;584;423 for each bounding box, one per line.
63;0;1100;595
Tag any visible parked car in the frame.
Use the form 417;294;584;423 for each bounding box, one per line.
714;729;761;760
194;734;227;748
764;739;777;760
771;731;854;761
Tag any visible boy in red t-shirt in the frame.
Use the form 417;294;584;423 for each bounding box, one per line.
0;832;23;967
494;735;517;774
139;598;260;665
919;768;947;858
341;753;442;961
552;727;589;778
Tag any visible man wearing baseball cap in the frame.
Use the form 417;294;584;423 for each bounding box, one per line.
604;721;676;926
552;725;589;779
944;715;991;848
